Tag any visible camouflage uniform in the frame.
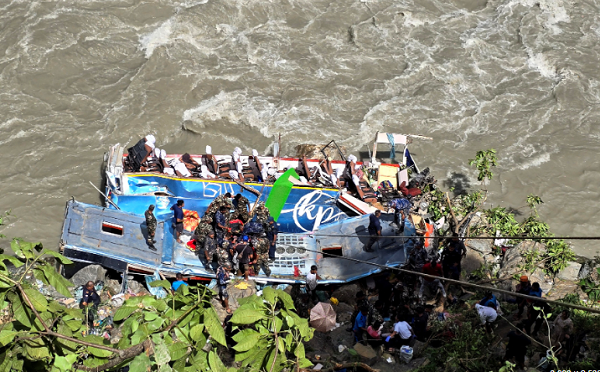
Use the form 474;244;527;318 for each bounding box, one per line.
252;236;271;277
253;202;271;230
193;216;213;250
232;195;251;223
216;246;231;269
145;208;157;242
204;195;233;218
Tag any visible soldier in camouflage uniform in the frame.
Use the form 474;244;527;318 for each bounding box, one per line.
144;205;157;251
253;202;271;231
232;193;251;223
193;216;213;251
252;236;271;277
204;193;233;219
216;234;232;268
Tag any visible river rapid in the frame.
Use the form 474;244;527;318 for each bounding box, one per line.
1;0;599;258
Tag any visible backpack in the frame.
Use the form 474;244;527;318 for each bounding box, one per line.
126;139;148;172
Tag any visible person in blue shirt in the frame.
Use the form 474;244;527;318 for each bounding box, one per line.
529;282;542;298
170;200;185;243
479;291;498;308
172;273;188;292
400;211;416;258
366;210;382;252
214;206;229;245
353;306;369;342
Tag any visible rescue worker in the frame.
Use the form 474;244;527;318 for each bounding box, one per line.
193;215;213;250
232;193;251;223
204;193;233;218
81;281;100;327
202;230;218;272
144;204;157;251
214;206;229;245
254;202;270;229
267;216;278;261
252;235;271;277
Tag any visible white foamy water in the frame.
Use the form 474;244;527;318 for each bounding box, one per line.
1;0;600;258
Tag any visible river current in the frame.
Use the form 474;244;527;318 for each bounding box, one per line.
1;0;599;258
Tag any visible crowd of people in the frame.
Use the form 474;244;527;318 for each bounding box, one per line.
144;192;279;313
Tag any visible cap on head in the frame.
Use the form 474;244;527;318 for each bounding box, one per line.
242;235;249;241
520;275;529;282
148;204;155;211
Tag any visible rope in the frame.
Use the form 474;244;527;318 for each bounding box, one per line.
300;246;600;314
308;233;600;240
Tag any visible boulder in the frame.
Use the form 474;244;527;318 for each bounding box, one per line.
465;238;494;256
126;278;147;295
331;284;361;306
557;262;582;282
353;343;377;364
70;265;107;287
211;280;258;322
332;302;354;325
498;241;546;279
545;280;580;301
105;279;122;296
462;251;485;276
578;261;599;281
529;268;553;294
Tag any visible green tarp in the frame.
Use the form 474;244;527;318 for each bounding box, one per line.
265;168;299;222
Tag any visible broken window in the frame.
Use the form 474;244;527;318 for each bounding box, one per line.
321;246;343;257
101;222;123;236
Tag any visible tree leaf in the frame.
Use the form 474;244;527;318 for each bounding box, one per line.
24;337;50;360
230;308;266;325
114;306;137;321
0;254;23;268
129;353;151;372
154;338;171;366
168;341;188;361
189;324;205;342
276;289;295;310
277;337;285;354
208;350;227;372
42;249;73;265
298;358;313;368
295;341;305;359
232;329;261;352
53;354;77;372
40;264;73;298
262;286;276;304
203;306;226;346
24;288;48;312
0;331;17;347
149;280;172;291
7;291;31;327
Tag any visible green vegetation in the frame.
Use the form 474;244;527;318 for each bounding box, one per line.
469;149;497;186
579;267;600;302
0;216;313;372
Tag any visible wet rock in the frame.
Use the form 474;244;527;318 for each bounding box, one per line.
70;265;107;287
557;262;582;282
412;340;427;357
331;284;361;306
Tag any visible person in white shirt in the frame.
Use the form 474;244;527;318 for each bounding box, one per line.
385;313;414;349
305;265;321;304
475;303;497;333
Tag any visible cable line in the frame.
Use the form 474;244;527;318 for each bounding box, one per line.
300;246;600;314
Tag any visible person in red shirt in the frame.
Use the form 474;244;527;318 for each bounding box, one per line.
419;256;447;299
